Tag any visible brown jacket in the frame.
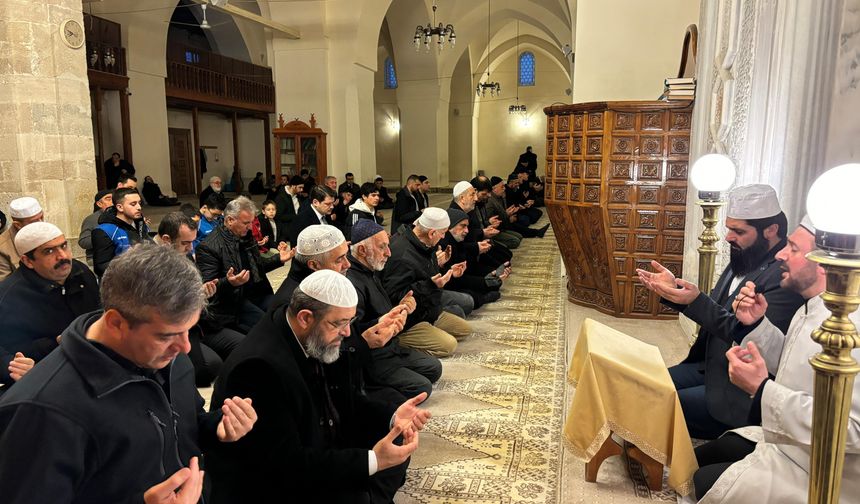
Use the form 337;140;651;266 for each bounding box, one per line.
0;226;19;282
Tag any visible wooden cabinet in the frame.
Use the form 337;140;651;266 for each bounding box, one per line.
272;113;327;181
544;101;693;319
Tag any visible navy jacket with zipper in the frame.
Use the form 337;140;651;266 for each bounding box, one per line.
0;312;221;504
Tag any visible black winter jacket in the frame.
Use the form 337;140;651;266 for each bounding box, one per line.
381;229;442;329
0;260;100;385
0;312;220;503
390;187;421;234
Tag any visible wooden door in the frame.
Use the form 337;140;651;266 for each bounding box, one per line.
168;128;195;195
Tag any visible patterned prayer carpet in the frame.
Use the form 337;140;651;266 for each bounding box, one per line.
395;226;568;504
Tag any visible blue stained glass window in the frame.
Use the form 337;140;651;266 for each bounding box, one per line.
518;51;535;86
384;57;398;89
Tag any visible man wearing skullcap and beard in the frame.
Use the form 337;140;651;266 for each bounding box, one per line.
382;207;472;357
691;216;860;503
271;224;351;308
207;269;430;503
636;184;804;439
0;197;45;281
0;222;100;389
449;180;512;274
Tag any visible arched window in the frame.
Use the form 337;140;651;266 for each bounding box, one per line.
518;51;535;86
384;57;398;89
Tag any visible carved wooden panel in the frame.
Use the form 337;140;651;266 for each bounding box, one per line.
615;112;635;130
558;115;570;132
547;139;553;155
636;210;658;229
548;116;555;133
610;185;631;204
640;136;664;156
638;186;660;205
587;112;603;131
545;101;692;319
587;137;603;155
668;162;688;180
609;209;629;227
638;161;662;181
612;137;635;155
611;161;633;180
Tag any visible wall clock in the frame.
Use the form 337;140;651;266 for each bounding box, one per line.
60;19;84;49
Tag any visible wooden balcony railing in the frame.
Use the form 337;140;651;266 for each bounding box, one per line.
86;41;127;77
165;61;276;113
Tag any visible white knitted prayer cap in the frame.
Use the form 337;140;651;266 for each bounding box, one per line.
726;184;781;220
14;222;63;255
9;197;42;219
298;269;358;308
296;225;345;256
414;207;450;230
452;181;472;198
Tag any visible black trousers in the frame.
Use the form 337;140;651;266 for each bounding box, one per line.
693;432;757;499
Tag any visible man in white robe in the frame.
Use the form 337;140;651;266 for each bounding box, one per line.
693;217;860;503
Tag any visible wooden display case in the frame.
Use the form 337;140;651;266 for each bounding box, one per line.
272;113;327;181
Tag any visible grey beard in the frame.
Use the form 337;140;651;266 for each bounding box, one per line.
453;233;466;242
305;325;341;364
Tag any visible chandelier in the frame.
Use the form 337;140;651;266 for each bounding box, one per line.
475;0;500;97
413;0;455;53
508;104;527;114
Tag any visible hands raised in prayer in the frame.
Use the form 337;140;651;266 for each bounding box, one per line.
202;279;218;299
635;260;700;305
435;245;452;268
372;420;419;472
431;269;454;288
726;342;768;395
226;267;250;287
450;261;467;278
483;226;500;238
8;352;34;382
257;236;269;247
394;392;431;433
143;456;203;504
732;281;768;325
216;396;258;442
478;240;492;254
278;242;296;263
397;290;417;314
489;216;502;227
362;306;408;348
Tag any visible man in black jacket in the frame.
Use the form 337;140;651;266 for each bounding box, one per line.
206;269;428;503
196;196;294;332
0;244;257;504
438;209;505;309
382;208;472;357
390;174;423;234
636;184;805;439
91;187;152;277
274;175;305;242
374;175;395;209
0;222;100;388
288;185;336;246
347;219;442;398
450;180;512;273
338;172;361;202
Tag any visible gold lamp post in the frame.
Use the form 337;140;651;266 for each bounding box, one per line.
805;164;860;504
689;154;737;295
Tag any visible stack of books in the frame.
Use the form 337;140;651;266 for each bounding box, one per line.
662;77;695;101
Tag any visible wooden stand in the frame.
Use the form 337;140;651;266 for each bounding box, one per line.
584;432;664;491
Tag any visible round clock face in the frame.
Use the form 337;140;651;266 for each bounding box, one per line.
60;19;84;49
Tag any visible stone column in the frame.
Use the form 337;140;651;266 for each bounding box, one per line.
0;0;96;253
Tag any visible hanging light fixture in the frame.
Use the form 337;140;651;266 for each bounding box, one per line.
476;0;500;97
413;0;455;53
509;20;526;114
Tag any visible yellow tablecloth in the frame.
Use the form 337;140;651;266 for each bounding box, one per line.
563;318;698;495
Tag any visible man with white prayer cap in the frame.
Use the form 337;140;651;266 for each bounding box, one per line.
271;224;350;308
636;183;804;439
0;222;100;389
690;215;860;502
0;197;44;281
208;269;431;503
449;180;513;270
381;207;472;357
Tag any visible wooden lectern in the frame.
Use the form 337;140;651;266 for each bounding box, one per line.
543;101;694;319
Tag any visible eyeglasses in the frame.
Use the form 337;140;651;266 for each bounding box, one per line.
327;316;357;331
